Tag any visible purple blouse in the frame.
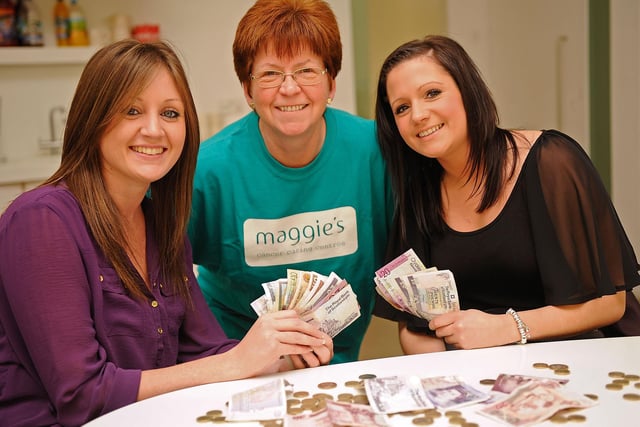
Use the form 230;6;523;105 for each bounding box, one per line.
0;184;238;427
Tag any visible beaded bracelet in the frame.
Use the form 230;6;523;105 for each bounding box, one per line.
506;308;530;344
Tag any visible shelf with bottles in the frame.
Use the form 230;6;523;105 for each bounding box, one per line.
0;45;96;65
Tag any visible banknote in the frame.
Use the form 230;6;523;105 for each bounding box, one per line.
226;378;287;421
373;249;459;320
251;270;360;338
364;375;434;414
420;376;490;409
491;373;569;394
478;380;596;426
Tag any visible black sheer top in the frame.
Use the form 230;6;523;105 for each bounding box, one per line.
374;130;640;335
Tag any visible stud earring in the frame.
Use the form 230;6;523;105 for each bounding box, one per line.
327;97;333;105
248;102;255;110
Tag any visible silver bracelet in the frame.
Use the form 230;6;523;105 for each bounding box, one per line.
506;308;530;344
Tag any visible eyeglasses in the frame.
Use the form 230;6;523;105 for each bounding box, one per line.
250;67;328;88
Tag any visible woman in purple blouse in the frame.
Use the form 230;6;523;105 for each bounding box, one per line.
0;40;332;427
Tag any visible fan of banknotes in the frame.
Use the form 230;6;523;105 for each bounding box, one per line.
374;248;460;320
251;269;361;338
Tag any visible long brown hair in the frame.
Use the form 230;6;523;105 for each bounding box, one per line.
44;39;200;302
375;35;517;240
233;0;342;86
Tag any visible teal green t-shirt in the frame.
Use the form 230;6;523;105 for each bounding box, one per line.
188;107;393;363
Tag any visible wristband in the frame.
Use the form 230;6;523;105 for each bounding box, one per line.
506;308;530;344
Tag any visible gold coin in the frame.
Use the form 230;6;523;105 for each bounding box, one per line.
445;410;462;417
533;362;549;369
424;409;442;418
359;373;377;379
344;380;362;388
549;363;569;370
287;407;304;415
412;416;434;425
205;410;223;417
196;416;212;423
608;371;626;378
549;414;568;424
479;378;496;385
622;393;640;401
606;383;624;390
448;416;466;425
317;381;337;390
463;423;479;427
584;393;599;401
313;393;334;401
301;397;319;408
292;391;309;398
567;414;587;422
287;398;301;405
352;395;369;404
337;393;354;402
613;378;630;385
624;374;640;381
210;416;226;424
554;368;571;376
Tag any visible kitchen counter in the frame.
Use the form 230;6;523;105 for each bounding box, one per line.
0;156;61;186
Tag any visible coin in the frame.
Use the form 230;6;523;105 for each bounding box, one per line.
549;363;569;370
344;380;362;388
313;393;334;401
623;393;640;401
196;416;212;423
567;414;587;422
210;416;226;423
624;374;640;381
636;383;640;389
337;393;354;402
613;378;630;385
448;416;466;425
359;373;377;379
554;368;571;376
412;416;434;425
445;410;462;417
606;383;624;390
287;398;301;407
352;395;369;404
424;409;442;418
533;362;549;369
317;381;338;389
608;371;626;378
301;397;319;408
584;393;599;401
205;410;223;417
549;414;568;424
287;407;304;415
293;391;309;398
479;378;496;385
463;423;480;427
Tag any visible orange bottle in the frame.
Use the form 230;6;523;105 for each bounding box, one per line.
53;0;69;46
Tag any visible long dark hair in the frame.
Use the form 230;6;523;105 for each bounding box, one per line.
44;39;200;302
375;35;517;241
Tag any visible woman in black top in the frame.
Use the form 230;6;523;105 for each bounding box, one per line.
373;35;640;352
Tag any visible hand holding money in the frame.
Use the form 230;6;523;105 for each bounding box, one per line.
373;249;460;320
251;270;361;338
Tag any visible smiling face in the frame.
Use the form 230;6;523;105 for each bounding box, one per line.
244;46;336;143
386;55;469;163
99;67;186;194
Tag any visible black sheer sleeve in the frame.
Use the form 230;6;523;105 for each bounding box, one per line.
524;130;640;305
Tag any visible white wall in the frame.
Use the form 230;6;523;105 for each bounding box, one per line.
447;0;639;255
611;0;640;259
0;0;356;163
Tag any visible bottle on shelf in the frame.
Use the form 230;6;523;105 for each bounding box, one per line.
0;0;18;46
68;0;88;46
14;0;43;46
53;0;69;46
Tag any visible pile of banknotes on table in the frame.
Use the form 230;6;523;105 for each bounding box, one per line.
251;269;360;338
373;248;460;320
209;371;598;426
